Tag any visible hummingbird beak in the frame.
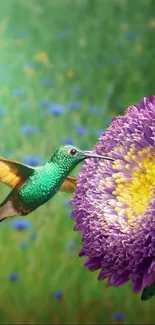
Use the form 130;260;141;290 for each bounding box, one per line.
83;151;114;161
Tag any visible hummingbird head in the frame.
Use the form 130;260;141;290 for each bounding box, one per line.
51;145;114;172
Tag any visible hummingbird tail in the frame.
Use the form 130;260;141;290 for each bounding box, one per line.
0;198;17;222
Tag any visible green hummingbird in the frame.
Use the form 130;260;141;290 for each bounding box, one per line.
0;145;114;222
141;282;155;301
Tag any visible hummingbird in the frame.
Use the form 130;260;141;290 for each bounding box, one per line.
141;282;155;301
0;145;114;222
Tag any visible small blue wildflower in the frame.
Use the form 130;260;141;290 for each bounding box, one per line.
0;63;13;70
95;129;104;138
19;125;40;135
0;74;11;82
15;31;28;38
41;78;53;86
124;31;135;40
12;88;25;96
75;125;88;136
52;290;64;300
23;156;43;166
81;54;92;61
120;19;128;25
111;312;125;321
89;105;100;115
55;28;72;40
48;104;65;116
0;105;6;116
9;273;19;282
69;102;81;110
12;219;31;231
112;55;121;63
96;59;104;67
30;231;37;241
20;241;29;250
67;208;73;218
73;87;83;96
67;240;77;254
24;62;36;69
63;199;70;206
62;137;74;145
40;100;51;108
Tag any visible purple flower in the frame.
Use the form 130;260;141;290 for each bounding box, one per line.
9;273;19;282
70;96;155;294
22;156;43;166
48;104;65;116
19;124;40;135
12;219;31;231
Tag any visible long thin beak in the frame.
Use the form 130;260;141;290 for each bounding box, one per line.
83;151;114;161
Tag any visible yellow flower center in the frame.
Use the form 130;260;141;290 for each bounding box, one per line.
112;146;155;224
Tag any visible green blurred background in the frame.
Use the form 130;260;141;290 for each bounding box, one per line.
0;0;155;323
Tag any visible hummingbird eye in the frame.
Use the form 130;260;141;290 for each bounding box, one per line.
70;149;77;156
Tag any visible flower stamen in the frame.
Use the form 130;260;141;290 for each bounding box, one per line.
113;146;155;224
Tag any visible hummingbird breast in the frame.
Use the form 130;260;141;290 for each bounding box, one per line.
18;165;64;211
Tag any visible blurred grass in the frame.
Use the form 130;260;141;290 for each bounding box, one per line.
0;0;154;323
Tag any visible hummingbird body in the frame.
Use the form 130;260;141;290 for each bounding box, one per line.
0;145;114;222
18;157;79;212
19;165;60;211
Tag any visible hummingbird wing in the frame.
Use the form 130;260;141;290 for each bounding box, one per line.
0;156;35;188
59;176;77;193
141;282;155;301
